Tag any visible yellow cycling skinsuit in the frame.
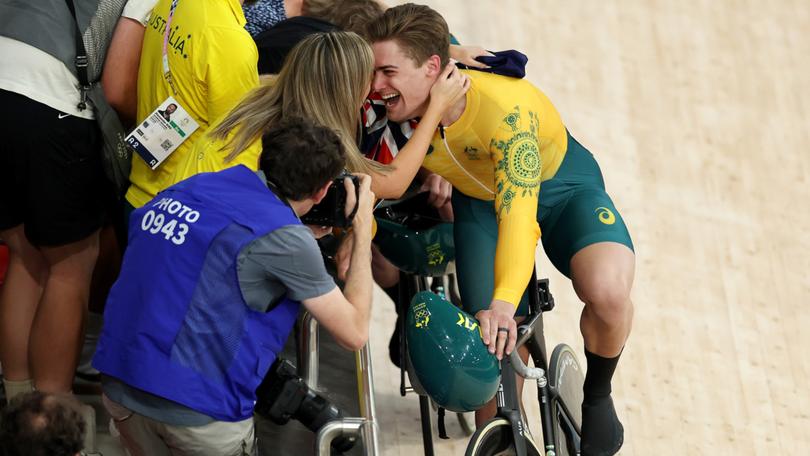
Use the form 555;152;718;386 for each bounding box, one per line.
423;70;633;314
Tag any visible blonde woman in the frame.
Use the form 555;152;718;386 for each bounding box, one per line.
172;30;469;198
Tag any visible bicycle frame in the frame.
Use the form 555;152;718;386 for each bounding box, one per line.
494;271;582;456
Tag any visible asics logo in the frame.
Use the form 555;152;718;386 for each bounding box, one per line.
595;207;616;225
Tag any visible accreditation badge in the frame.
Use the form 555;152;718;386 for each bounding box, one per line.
125;97;200;169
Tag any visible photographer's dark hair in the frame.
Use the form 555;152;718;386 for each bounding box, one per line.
260;118;346;201
0;391;85;456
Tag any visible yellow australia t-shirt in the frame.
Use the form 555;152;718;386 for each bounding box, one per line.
126;0;259;207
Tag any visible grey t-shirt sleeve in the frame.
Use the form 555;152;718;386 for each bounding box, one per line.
238;224;337;312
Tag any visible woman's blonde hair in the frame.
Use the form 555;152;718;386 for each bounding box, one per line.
209;31;388;174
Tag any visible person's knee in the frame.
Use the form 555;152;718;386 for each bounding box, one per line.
576;273;633;326
1;226;48;278
40;231;101;279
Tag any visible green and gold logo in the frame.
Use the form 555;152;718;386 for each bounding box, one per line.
595;207;616;225
456;312;479;332
413;302;431;329
426;243;446;266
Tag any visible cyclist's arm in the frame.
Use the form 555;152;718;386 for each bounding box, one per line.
490;107;543;308
475;106;543;359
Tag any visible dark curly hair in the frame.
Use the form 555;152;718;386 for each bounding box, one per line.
0;391;85;456
259;117;346;201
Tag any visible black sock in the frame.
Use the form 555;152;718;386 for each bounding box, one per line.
583;349;621;400
581;349;624;455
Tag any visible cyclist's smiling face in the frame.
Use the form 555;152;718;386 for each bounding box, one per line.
371;40;439;123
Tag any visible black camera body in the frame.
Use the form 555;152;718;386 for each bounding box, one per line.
255;358;356;452
300;172;359;228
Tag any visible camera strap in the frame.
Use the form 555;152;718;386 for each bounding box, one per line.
264;177;296;211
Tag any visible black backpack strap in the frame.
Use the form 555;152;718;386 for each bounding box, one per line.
63;0;90;110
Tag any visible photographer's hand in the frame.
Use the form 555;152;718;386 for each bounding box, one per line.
349;174;374;241
335;175;374;281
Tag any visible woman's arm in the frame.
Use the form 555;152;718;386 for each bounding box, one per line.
450;44;493;69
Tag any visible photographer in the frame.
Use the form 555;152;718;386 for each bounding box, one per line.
91;118;374;455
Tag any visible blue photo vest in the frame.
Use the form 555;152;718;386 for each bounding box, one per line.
94;165;302;421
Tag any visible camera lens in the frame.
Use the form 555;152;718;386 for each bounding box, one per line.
294;391;356;452
256;359;357;452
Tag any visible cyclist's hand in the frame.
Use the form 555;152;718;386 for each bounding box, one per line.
420;173;452;209
475;299;518;360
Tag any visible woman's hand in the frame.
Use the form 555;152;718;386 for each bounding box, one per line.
450;44;494;69
427;62;471;114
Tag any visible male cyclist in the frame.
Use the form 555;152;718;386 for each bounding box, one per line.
363;4;635;455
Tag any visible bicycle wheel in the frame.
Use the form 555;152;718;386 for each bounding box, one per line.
548;344;585;456
464;418;542;456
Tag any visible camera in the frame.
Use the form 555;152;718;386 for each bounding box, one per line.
301;172;359;228
255;358;356;453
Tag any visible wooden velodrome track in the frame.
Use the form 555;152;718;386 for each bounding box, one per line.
10;2;804;455
368;1;810;455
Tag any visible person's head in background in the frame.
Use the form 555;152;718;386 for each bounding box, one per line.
0;391;85;456
253;0;384;75
364;3;451;122
303;0;385;34
209;30;386;175
259;117;346;213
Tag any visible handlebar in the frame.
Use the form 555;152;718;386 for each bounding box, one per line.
506;312;547;384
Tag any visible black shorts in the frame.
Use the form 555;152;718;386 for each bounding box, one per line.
0;89;107;246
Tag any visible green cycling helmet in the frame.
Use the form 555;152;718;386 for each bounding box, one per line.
406;291;500;412
374;218;454;276
373;191;455;277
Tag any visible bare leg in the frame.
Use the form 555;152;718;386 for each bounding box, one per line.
570;241;634;455
571;242;634;358
29;230;100;393
0;226;47;383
